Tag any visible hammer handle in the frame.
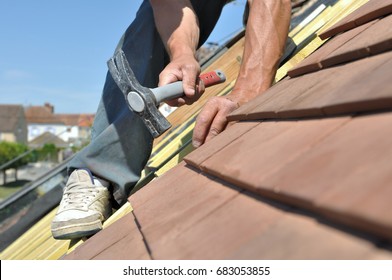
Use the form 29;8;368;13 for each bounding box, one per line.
151;70;226;105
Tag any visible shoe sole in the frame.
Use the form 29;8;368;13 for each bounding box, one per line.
51;220;103;240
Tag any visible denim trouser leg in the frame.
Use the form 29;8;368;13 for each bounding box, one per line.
68;0;226;206
68;1;164;206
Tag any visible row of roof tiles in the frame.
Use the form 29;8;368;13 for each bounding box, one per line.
62;0;392;259
0;103;94;129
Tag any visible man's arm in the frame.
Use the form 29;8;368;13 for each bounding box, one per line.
192;0;292;147
150;0;204;107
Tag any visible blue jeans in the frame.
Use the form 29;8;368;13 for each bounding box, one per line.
69;0;226;206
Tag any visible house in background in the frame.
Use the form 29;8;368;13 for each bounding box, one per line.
0;104;27;144
56;113;94;147
24;103;94;147
25;103;67;143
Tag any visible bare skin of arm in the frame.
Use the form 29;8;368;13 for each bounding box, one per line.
192;0;292;147
150;0;205;107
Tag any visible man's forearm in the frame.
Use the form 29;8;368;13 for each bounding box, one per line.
230;0;292;105
150;0;199;60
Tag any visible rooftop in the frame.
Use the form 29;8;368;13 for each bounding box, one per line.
1;0;391;260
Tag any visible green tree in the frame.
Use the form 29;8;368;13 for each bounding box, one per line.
0;141;33;184
37;143;58;162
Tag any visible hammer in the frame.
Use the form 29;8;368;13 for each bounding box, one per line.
107;49;226;138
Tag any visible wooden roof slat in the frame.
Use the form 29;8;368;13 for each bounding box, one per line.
320;0;392;39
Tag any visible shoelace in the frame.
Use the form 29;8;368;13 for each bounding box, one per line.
62;184;100;209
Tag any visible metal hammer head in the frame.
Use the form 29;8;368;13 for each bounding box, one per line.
107;49;171;138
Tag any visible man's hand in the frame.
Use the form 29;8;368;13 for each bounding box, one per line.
151;0;203;107
192;96;240;148
192;0;291;148
158;53;205;107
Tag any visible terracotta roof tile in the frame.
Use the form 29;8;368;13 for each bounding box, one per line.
184;121;259;168
128;163;241;253
322;53;392;115
321;14;392;68
228;70;332;121
230;51;392;121
319;0;392;39
226;77;294;121
69;169;392;259
280;52;392;117
197;117;349;200
224;207;381;260
76;158;391;259
148;191;287;260
63;213;150;260
288;20;377;77
262;113;392;240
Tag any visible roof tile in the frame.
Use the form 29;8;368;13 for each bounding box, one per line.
63;213;150;260
319;0;392;39
148;191;287;259
230;50;392;120
129;163;241;253
199;117;349;193
263;112;392;240
184;121;259;168
321;14;392;67
224;208;381;260
288;19;377;77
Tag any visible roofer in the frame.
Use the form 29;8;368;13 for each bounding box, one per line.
51;0;292;240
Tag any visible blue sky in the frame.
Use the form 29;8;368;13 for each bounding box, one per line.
0;0;246;114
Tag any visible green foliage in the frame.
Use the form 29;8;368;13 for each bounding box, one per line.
0;141;32;169
36;143;58;162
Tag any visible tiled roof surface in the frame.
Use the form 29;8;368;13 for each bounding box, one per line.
2;0;392;260
29;131;69;148
25;105;64;125
59;0;392;260
56;114;94;127
0;104;24;131
24;104;94;126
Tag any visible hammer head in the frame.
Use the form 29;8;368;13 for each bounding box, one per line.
107;49;171;138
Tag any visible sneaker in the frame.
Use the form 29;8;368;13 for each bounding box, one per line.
51;169;112;240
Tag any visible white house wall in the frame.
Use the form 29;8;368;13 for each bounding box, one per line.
28;124;69;142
